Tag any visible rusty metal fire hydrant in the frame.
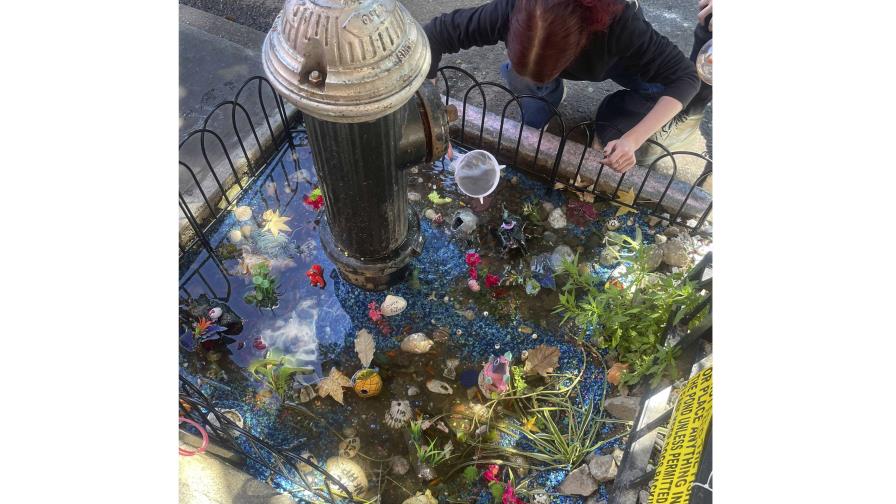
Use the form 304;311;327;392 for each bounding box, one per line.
262;0;452;290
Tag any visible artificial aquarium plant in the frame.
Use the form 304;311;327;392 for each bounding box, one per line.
554;236;707;386
247;349;314;400
244;262;280;310
409;419;453;468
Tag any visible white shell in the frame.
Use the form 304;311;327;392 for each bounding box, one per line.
384;400;412;429
228;229;243;243
407;386;420;396
426;379;453;395
380;295;407;317
325;456;368;495
233;206;253;222
401;333;434;354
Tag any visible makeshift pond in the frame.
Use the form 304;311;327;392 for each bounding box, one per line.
179;120;713;504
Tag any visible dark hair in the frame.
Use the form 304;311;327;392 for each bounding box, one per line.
507;0;624;84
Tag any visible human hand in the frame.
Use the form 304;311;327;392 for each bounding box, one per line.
698;0;713;30
602;136;639;173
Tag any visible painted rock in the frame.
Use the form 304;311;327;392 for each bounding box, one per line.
548;207;567;229
401;333;434;354
426;379;453;395
402;490;438;504
384;400;412;429
380;295;407;317
352;368;383;398
325;456;368;495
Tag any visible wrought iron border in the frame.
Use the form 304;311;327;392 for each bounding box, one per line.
179;375;353;503
435;65;713;233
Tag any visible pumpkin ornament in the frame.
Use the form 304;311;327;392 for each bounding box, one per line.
352;329;383;398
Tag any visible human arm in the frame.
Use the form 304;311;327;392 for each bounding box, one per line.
422;0;515;79
602;96;683;172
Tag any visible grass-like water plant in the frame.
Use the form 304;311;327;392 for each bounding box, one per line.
553;238;707;386
409;419;453;468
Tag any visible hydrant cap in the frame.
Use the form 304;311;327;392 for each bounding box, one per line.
262;0;431;123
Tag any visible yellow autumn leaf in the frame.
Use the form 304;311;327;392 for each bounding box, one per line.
613;187;636;217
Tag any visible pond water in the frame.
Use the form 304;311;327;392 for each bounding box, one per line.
179;129;709;503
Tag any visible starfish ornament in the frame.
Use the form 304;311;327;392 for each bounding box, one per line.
262;210;292;237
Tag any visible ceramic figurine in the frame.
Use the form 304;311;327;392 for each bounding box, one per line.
325;456;368;495
384;400;413;429
352;368;383;398
306;264;326;289
478;352;513;397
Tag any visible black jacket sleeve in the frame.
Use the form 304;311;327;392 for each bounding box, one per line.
608;4;700;106
422;0;515;79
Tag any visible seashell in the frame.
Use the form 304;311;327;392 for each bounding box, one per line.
325;456;368;495
228;229;243;243
443;358;460;380
426;379;453;395
338;437;360;458
206;409;244;431
298;385;317;403
407;385;420;397
352;368;383;398
233;206;253;222
240;224;254;238
390;455;410;476
384;400;412;429
400;333;434;354
380;295;407;317
402;489;438;504
432;327;450;342
207;307;223;321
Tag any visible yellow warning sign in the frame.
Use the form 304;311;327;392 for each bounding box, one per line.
649;366;712;504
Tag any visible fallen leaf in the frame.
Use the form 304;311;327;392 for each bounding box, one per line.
427;190;453;205
317;367;352;405
613;187;637;217
354;329;376;368
523;344;560;377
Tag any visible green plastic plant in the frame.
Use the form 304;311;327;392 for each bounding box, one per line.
409;420;453;468
244;262;280;309
247;350;314;399
466;352;629;470
553;239;706;386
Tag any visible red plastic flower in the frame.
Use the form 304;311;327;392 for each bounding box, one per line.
502;484;524;504
253;338;267;350
485;273;501;289
303;188;324;210
483;464;500;483
368;301;383;322
468;267;478;280
465;252;482;268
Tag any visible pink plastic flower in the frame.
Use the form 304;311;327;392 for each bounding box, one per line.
465;252;482;268
368;301;382;322
468;278;481;292
253;338;267;350
485;273;501;289
483;464;500;483
502;484;523;504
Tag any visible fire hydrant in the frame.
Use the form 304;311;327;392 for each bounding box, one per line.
262;0;452;290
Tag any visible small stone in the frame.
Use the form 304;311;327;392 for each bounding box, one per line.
542;201;555;213
599;247;617;267
407;385;420;396
661;240;690;268
663;226;680;238
423;208;438;220
542;231;557;244
557;464;599;496
510;176;519;185
686;218;698;228
550;244;575;271
390;455;410;476
627;218;634;226
584;497;606;504
605;396;641;421
548;207;568;229
639;490;650;504
381;295;407;316
342;426;357;437
612;448;624;466
643;244;664;271
461;309;475;321
408;191;421;202
588;454;618;483
518;326;533;334
654;234;668;244
647;215;662;227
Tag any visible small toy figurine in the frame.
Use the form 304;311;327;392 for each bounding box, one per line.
493;205;528;256
306;264;326;288
479;352;513;397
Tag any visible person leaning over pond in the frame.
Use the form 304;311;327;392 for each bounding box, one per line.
423;0;702;173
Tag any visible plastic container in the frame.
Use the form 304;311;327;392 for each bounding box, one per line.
696;39;712;85
452;149;504;203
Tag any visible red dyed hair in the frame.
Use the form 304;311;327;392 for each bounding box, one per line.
507;0;624;84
